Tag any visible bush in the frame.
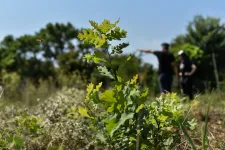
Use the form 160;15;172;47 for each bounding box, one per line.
76;18;196;150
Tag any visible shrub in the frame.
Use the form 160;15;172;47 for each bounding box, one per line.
76;18;196;149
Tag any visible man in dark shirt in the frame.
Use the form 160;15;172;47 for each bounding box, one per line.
137;43;178;93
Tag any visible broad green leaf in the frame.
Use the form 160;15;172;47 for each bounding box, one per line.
100;90;117;103
99;19;114;33
136;104;144;113
96;19;120;34
78;29;107;48
78;29;95;43
110;112;134;136
105;117;118;135
78;106;93;119
97;66;114;79
105;114;118;133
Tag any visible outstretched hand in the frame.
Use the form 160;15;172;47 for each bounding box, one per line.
136;49;153;53
136;49;144;52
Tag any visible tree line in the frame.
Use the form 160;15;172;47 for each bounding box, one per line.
0;15;225;96
0;22;158;96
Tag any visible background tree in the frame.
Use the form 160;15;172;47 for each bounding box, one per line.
170;44;203;64
0;35;18;72
36;23;79;60
171;15;225;92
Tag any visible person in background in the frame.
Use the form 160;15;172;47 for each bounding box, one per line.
178;50;197;100
137;43;178;94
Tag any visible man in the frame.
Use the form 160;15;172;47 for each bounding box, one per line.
137;43;178;93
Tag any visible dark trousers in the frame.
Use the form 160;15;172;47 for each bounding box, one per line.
158;73;173;93
180;76;193;100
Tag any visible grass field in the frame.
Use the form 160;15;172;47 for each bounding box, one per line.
0;86;225;150
177;93;225;149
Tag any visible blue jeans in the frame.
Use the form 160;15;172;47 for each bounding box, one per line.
158;73;173;93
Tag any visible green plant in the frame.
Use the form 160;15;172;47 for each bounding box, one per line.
15;115;42;136
141;93;184;149
76;18;196;150
0;120;26;150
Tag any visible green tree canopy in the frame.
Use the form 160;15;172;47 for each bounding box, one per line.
171;44;203;64
171;15;225;91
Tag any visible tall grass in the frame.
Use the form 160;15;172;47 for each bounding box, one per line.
0;70;87;106
202;100;210;150
179;120;197;150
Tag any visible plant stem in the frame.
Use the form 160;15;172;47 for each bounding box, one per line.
136;111;140;150
179;120;196;150
202;99;211;150
106;48;117;79
84;102;96;117
136;129;140;150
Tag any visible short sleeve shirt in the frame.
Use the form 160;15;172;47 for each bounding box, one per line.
153;51;175;74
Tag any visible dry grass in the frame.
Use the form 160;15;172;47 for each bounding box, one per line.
174;92;225;150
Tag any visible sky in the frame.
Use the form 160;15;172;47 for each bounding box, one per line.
1;0;225;68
